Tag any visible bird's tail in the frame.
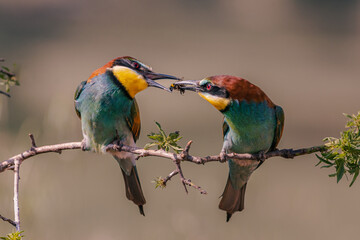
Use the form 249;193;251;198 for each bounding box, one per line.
120;166;146;216
218;175;247;222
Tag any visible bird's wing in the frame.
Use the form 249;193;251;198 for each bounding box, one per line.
222;118;230;139
270;105;285;151
74;80;87;119
126;99;141;142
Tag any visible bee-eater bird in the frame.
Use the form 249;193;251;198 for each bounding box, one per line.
74;56;179;216
171;75;284;221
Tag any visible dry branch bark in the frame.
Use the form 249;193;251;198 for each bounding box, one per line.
0;136;326;228
1;140;325;173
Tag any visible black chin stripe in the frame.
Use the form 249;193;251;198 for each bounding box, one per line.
220;103;230;113
108;71;133;100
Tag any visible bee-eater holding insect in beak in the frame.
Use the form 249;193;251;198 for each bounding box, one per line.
74;56;179;216
171;75;284;221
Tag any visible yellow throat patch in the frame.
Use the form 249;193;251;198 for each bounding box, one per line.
112;66;148;98
199;92;230;111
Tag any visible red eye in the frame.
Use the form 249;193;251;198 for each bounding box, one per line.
132;62;140;69
206;84;212;90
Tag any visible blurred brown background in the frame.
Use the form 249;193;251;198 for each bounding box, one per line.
1;0;360;239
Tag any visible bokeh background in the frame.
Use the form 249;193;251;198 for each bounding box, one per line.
1;0;360;239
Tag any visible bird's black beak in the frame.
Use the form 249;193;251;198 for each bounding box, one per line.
170;80;201;93
144;72;180;92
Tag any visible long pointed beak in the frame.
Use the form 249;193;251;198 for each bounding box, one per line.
144;72;180;92
147;79;172;92
144;72;180;80
170;80;201;92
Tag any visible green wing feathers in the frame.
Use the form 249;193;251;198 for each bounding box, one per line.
126;99;141;142
270;105;285;151
74;80;87;118
222;119;230;139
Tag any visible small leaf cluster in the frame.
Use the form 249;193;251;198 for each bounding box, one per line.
316;112;360;186
0;64;19;94
153;176;166;189
0;231;24;240
144;122;183;153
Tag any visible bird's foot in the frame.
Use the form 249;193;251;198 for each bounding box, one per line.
257;150;266;163
81;139;90;151
114;130;124;148
220;150;227;163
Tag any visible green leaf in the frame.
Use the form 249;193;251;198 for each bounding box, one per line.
145;122;184;153
144;143;157;150
2;66;10;71
343;113;353;119
0;231;24;240
336;160;345;183
350;168;359;187
169;131;179;139
147;134;163;141
155;122;167;139
317;112;360;186
315;154;332;165
320;164;334;169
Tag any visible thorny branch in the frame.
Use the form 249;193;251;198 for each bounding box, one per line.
0;134;326;228
0;214;16;227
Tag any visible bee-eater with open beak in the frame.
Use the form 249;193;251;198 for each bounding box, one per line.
171;75;284;221
74;56;179;215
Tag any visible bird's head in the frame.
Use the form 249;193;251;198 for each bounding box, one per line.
91;56;179;98
171;75;274;111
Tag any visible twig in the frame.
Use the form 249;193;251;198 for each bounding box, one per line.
13;159;20;231
175;160;188;193
0;142;81;173
0;214;16;227
183;179;207;194
0;68;15;78
0;90;10;97
29;133;37;149
162;169;179;186
180;140;192;159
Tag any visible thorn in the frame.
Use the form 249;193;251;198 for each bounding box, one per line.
180;140;193;159
29;133;37;151
183;183;189;193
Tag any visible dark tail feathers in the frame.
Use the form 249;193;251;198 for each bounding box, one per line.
218;176;247;222
121;166;146;216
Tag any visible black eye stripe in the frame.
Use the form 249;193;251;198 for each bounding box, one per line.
202;84;229;98
132;62;140;69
